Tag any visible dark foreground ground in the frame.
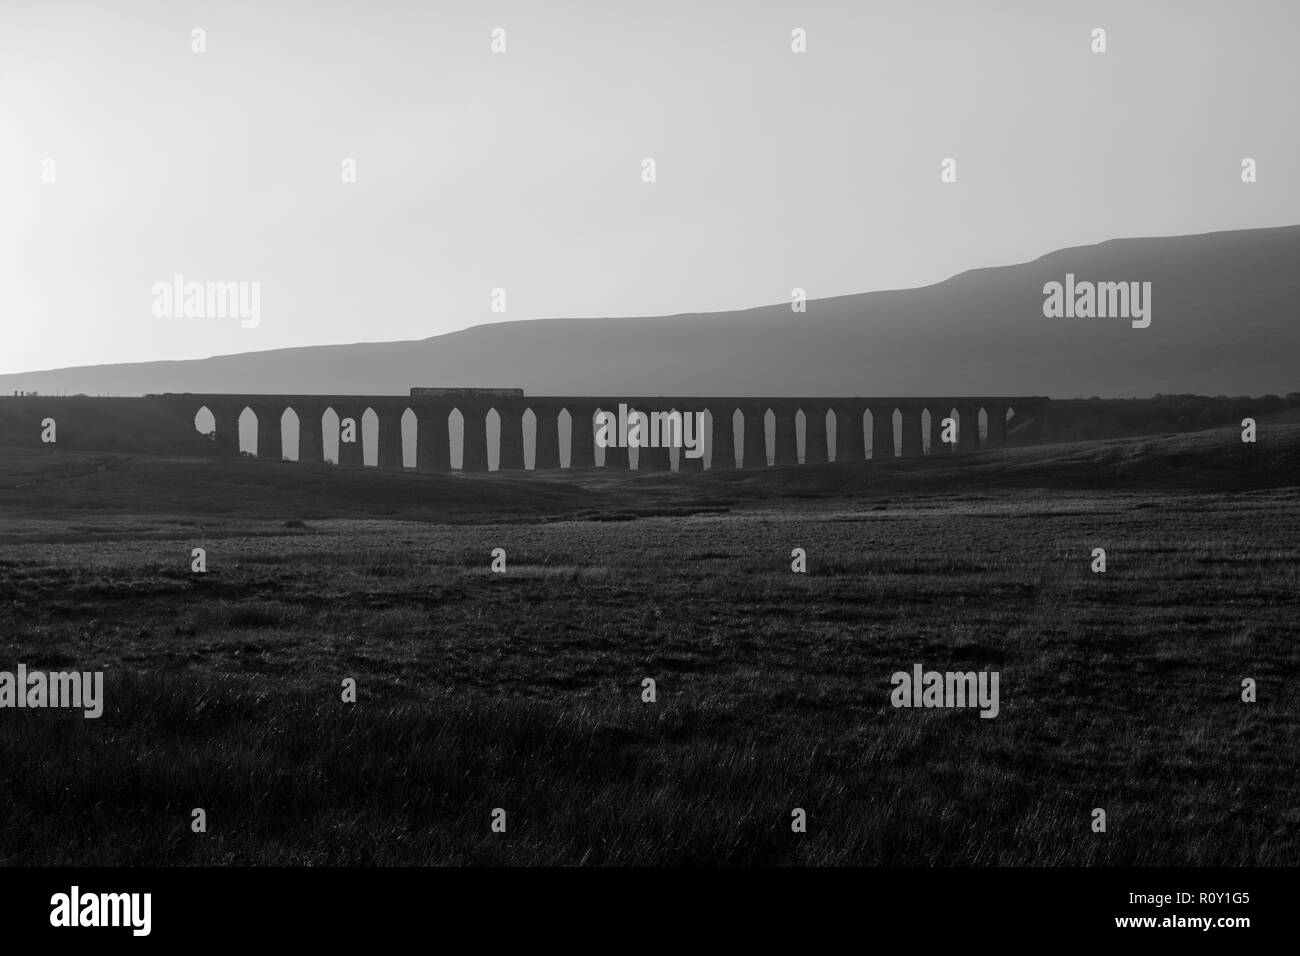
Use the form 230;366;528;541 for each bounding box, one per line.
0;424;1297;865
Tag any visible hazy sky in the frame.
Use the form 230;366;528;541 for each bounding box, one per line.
3;0;1297;374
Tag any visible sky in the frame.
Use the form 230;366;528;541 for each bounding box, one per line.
2;0;1298;375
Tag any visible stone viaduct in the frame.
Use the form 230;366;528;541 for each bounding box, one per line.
152;393;1049;472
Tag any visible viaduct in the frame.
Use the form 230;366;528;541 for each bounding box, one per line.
151;393;1050;472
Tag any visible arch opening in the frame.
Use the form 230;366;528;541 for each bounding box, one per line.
729;408;744;468
237;406;257;456
557;408;573;469
193;406;215;440
449;408;465;470
281;407;301;461
401;408;418;468
522;408;538;470
322;408;341;464
360;407;379;466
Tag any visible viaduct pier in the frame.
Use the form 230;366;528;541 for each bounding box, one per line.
150;392;1050;472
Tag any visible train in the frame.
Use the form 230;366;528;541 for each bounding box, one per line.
409;387;524;397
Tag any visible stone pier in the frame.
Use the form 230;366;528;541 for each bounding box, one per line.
255;404;283;461
297;403;325;463
377;409;404;470
708;406;736;470
604;443;629;469
416;408;450;472
640;443;671;471
497;408;525;471
803;406;828;464
900;405;924;458
773;406;798;466
743;406;767;468
871;406;894;460
534;406;561;469
211;404;243;453
957;404;979;452
834;405;864;462
569;406;596;468
984;404;1006;447
460;407;489;472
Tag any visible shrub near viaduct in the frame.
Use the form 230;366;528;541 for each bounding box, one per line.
151;391;1050;472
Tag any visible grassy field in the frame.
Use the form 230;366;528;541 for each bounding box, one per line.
0;426;1297;865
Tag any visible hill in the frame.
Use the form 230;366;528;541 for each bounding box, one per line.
2;225;1298;399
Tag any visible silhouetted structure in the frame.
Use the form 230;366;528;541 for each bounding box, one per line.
149;393;1049;472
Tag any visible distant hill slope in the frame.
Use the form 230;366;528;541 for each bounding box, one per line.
4;225;1298;398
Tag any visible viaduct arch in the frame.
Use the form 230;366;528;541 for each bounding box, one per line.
155;393;1048;473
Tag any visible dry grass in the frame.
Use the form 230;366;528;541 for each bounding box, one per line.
0;471;1296;864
